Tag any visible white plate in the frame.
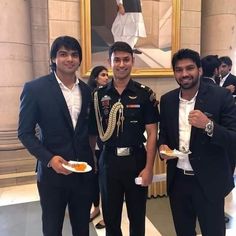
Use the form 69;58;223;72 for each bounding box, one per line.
62;161;92;173
160;149;191;160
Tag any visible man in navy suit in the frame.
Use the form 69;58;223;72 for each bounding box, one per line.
18;36;96;236
158;49;236;236
201;54;235;223
218;56;236;98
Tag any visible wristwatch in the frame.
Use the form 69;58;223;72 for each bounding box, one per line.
205;120;214;136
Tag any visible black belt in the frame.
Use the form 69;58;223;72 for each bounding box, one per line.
176;168;195;176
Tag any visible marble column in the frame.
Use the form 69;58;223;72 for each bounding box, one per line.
30;0;49;78
201;0;236;74
0;0;33;151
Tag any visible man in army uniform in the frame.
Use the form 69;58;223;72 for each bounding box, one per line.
93;41;159;236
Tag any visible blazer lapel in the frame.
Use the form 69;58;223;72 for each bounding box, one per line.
48;74;74;130
74;81;89;133
170;89;180;148
190;82;208;147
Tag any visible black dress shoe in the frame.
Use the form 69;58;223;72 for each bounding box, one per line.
95;221;106;229
133;48;142;54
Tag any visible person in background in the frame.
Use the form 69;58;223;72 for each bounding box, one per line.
218;56;236;99
87;66;109;90
201;54;235;223
87;66;109;229
93;41;159;236
201;55;220;85
158;48;236;236
111;0;146;54
18;36;96;236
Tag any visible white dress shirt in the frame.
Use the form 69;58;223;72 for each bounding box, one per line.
176;91;198;171
55;72;82;129
219;72;230;87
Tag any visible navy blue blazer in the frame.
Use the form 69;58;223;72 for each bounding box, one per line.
18;73;95;187
222;73;236;96
158;81;236;202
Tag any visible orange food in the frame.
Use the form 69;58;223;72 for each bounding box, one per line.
71;163;87;171
164;147;174;155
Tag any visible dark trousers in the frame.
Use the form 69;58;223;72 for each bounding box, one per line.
169;169;225;236
93;150;102;207
37;181;93;236
99;147;147;236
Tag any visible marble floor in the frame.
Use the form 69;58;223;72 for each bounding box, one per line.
0;183;236;236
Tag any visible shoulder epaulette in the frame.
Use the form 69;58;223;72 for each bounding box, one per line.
134;81;157;102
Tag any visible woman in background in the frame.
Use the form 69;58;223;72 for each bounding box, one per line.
87;66;109;229
87;66;109;90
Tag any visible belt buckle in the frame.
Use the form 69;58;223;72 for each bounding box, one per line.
116;147;131;157
183;170;194;176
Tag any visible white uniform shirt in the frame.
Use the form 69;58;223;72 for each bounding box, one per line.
55;72;82;129
176;91;198;171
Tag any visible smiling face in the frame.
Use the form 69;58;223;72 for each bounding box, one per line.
53;46;81;77
109;50;134;81
174;58;202;92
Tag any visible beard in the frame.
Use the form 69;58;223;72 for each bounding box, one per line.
177;75;200;90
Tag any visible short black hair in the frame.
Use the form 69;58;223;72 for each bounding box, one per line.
50;36;82;71
219;56;232;66
87;66;108;90
172;48;201;69
201;55;220;77
109;41;133;59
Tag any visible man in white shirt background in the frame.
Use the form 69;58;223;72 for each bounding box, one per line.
218;56;236;99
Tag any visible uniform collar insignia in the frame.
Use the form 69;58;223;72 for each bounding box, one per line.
101;95;111;101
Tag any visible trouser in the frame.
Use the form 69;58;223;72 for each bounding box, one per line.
169;169;225;236
37;180;93;236
99;146;147;236
93;150;102;207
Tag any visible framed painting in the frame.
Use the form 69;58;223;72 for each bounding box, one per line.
80;0;181;77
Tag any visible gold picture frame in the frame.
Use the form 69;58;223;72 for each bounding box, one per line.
80;0;181;78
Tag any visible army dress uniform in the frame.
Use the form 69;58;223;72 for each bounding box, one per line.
94;79;159;236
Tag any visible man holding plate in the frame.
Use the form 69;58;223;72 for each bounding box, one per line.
18;36;96;236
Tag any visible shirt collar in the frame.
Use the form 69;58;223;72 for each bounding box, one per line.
203;76;216;83
221;72;230;82
54;71;80;87
179;90;198;103
106;78;135;92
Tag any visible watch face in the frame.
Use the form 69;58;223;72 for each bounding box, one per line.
206;123;212;130
205;121;213;133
